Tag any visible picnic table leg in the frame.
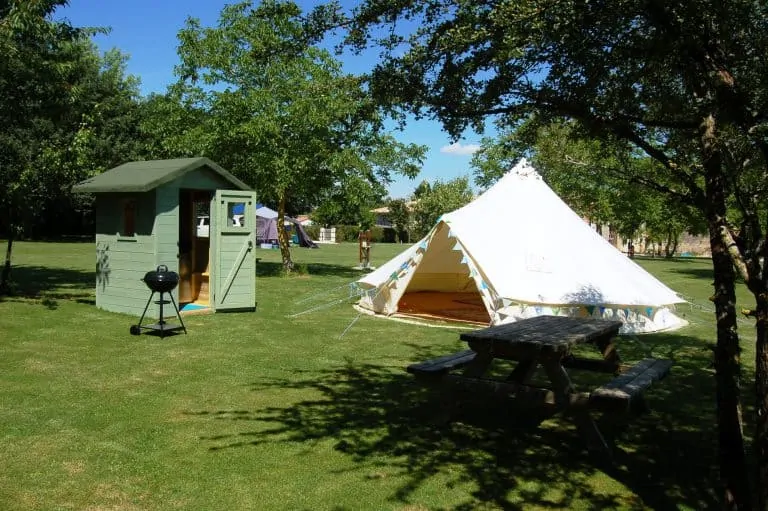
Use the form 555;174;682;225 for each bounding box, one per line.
506;359;538;383
461;351;494;378
541;359;612;460
596;336;621;374
430;350;495;425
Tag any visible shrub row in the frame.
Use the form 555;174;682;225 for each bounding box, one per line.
303;224;398;243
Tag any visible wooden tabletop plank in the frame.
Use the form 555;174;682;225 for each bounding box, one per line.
460;316;622;350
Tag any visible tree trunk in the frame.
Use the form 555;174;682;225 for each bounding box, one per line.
756;288;768;511
276;192;294;272
664;228;678;258
702;114;751;509
0;230;14;294
710;234;751;510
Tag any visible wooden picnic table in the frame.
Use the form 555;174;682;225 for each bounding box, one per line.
408;315;673;458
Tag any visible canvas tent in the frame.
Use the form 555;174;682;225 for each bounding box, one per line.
355;160;687;334
256;206;318;248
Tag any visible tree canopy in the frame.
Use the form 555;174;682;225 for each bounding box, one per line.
168;0;424;269
411;176;474;238
332;0;768;507
1;0;143;290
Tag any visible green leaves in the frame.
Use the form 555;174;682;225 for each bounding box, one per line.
411;176;473;237
170;0;424;227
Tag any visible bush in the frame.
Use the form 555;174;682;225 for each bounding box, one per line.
306;225;390;243
304;224;320;240
370;226;384;243
380;228;409;243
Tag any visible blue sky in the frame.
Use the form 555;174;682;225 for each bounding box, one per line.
56;0;485;199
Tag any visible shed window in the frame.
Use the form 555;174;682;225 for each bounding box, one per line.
226;201;248;229
122;199;136;236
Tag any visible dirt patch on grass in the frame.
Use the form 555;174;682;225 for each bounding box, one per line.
85;482;145;511
62;460;85;475
24;358;55;373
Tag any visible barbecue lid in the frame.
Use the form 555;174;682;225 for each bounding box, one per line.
142;265;180;291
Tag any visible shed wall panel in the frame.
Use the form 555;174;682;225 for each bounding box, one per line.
95;192;155;236
96;233;159;317
154;186;180;309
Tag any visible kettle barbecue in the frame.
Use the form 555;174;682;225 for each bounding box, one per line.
130;265;187;337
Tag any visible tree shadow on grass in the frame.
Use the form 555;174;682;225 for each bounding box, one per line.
185;333;721;509
668;267;715;281
257;261;366;280
0;265;94;309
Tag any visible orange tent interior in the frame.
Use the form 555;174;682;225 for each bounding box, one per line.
396;291;491;325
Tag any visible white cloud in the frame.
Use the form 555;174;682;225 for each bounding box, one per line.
439;142;481;156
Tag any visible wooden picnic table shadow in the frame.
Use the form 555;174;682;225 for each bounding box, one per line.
185;333;722;510
0;265;95;309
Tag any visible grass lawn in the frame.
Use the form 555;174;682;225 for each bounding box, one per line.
0;241;758;510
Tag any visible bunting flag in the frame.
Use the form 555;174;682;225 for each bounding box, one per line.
502;298;514;307
599;306;606;315
535;306;543;314
452;241;462;251
480;280;488;290
469;268;477;277
624;308;631;318
551;306;560;316
448;229;455;238
645;306;654;318
418;240;428;251
390;271;399;281
586;305;595;316
460;255;468;264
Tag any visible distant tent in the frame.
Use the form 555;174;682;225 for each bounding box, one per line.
256;206;317;248
355;159;687;334
256;206;279;244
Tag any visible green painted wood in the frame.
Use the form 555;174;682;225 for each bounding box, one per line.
95;192;155;236
95;232;158;318
88;160;255;319
73;157;251;193
211;189;256;311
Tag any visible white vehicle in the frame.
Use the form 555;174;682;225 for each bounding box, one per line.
196;216;210;238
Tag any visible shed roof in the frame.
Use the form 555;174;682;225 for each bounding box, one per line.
72;157;251;193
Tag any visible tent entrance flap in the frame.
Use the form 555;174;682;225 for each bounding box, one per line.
397;291;491;325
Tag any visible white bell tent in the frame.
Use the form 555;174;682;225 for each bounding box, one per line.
355;160;687;334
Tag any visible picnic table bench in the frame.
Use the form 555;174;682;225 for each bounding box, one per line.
407;315;673;458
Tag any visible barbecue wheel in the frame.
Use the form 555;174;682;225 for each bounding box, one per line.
130;325;141;335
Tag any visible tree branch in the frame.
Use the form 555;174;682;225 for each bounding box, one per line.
719;223;750;282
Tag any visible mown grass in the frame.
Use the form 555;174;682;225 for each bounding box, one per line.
0;241;758;510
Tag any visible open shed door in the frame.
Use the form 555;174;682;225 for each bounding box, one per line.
210;190;257;311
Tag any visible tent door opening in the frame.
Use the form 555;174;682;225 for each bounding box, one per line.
178;189;213;305
397;291;490;325
393;224;491;325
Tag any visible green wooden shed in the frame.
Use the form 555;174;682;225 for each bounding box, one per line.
73;157;257;318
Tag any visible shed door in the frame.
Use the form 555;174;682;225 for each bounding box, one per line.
210;190;257;311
